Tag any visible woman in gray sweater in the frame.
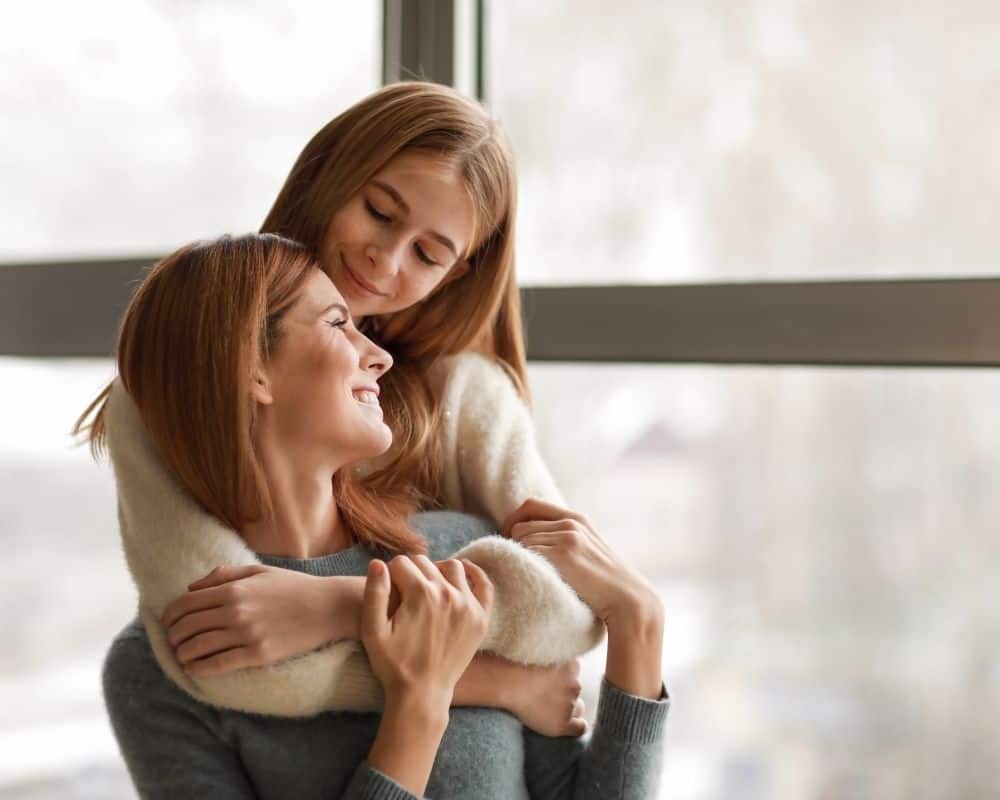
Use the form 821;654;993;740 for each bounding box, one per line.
94;234;670;799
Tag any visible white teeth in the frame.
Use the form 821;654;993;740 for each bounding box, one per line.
353;390;379;406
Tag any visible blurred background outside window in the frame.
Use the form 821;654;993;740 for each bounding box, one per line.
2;2;998;799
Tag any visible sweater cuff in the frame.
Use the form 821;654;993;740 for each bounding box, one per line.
345;762;421;800
594;676;671;745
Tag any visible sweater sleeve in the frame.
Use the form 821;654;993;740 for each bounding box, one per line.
431;353;565;524
104;380;601;717
104;380;385;717
522;678;670;800
103;635;421;800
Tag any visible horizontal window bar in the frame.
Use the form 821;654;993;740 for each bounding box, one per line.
2;259;999;366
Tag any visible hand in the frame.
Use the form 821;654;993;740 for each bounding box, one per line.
160;564;356;677
506;658;588;737
503;499;663;629
362;555;493;709
504;499;665;700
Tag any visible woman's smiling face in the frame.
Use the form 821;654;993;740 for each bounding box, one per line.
258;269;394;465
320;150;476;319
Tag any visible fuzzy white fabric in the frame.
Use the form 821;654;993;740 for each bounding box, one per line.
104;353;603;717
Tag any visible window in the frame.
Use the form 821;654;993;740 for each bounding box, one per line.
490;1;1000;284
529;363;1000;798
0;1;379;260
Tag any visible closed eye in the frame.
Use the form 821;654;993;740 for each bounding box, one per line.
365;199;390;223
415;244;440;266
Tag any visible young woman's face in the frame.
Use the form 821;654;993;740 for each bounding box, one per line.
258;270;393;464
320;150;476;319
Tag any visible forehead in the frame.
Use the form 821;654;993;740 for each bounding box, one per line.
294;269;344;315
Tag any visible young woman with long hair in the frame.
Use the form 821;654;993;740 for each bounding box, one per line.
98;234;668;798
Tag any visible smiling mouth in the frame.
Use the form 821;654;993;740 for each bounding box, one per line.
352;390;382;413
342;255;388;297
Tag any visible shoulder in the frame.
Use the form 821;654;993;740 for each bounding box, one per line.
103;618;164;698
428;352;523;405
102;617;205;720
410;510;498;559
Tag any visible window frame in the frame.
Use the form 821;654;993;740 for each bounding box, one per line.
1;0;997;368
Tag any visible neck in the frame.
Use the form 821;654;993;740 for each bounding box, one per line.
242;432;353;560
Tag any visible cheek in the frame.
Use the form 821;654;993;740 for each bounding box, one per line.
399;268;445;305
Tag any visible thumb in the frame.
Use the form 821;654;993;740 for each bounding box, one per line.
362;560;390;642
187;564;261;591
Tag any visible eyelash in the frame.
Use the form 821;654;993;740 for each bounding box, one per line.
326;319;348;329
365;199;440;267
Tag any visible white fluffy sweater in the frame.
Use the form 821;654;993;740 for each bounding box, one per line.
104;352;604;717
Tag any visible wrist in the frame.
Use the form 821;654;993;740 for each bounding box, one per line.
384;687;452;734
320;576;365;642
604;589;664;701
605;586;663;635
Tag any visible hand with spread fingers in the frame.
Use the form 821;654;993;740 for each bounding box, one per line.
503;498;665;700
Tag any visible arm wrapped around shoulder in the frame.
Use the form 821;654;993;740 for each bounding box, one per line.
105;380;383;717
104;380;602;718
455;536;605;665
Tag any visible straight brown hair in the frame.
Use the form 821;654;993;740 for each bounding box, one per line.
261;82;526;508
77;234;425;555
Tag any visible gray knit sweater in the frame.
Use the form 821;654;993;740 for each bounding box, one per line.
103;512;670;799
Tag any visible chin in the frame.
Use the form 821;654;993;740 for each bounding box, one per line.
364;422;393;458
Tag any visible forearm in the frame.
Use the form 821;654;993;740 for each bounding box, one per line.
603;595;664;700
452;652;514;708
366;692;450;797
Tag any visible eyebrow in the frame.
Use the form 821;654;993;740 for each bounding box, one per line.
319;302;350;318
370;179;459;258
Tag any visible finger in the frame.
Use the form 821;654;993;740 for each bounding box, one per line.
460;559;494;612
185;646;252;678
515;531;568;548
161;585;228;629
387;555;430;595
524;544;559;566
509;520;565;542
165;607;229;649
175;629;244;666
411;554;444;585
187;564;262;591
501;498;582;536
362;560;390;640
436;558;470;594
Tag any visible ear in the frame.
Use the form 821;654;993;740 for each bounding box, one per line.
251;368;274;406
439;259;470;287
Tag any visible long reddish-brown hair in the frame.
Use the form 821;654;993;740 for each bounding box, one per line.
77;234;425;555
261;81;525;508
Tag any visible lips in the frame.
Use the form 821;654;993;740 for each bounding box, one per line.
341;254;388;297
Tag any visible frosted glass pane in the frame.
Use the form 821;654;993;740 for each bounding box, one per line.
528;363;1000;800
491;1;1000;285
0;1;379;261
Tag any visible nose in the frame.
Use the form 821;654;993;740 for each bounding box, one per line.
365;240;403;278
361;335;393;378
